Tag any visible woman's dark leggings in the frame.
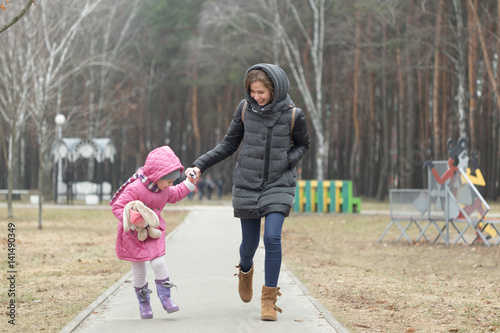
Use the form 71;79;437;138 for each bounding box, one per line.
239;212;285;288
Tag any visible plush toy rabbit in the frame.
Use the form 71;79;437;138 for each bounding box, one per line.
123;200;161;241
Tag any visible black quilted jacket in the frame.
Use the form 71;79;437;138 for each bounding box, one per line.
192;63;310;219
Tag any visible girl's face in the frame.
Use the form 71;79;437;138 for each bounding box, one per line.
250;81;272;106
157;179;175;190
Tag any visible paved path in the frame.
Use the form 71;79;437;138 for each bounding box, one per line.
60;205;349;333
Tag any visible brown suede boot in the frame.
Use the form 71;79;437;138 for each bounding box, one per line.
235;263;253;302
261;285;282;321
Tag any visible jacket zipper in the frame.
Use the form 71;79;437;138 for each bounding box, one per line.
263;127;273;183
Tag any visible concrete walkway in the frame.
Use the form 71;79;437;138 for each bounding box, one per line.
60;205;349;333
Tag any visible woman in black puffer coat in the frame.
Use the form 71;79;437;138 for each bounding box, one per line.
186;63;310;321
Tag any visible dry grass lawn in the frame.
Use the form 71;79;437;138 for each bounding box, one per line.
1;198;499;333
283;200;500;333
0;205;187;333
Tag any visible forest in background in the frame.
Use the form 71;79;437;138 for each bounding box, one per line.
2;0;500;204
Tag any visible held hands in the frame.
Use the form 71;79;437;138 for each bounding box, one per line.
185;167;201;185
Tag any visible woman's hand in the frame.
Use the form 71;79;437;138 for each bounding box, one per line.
185;167;201;184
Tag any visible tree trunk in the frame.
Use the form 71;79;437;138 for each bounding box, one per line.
432;0;443;157
349;15;361;188
396;47;404;187
416;21;427;187
376;22;389;200
7;132;15;218
37;120;45;229
191;66;200;158
423;63;431;151
440;52;449;155
468;0;478;150
191;28;201;157
368;72;376;196
450;0;468;141
404;10;416;189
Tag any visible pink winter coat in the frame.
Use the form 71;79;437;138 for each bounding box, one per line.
111;146;192;262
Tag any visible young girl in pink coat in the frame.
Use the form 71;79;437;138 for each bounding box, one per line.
110;146;196;319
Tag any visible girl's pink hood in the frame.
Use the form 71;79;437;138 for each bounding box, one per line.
143;146;184;182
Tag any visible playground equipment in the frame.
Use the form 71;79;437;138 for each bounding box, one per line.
378;139;500;246
293;180;361;213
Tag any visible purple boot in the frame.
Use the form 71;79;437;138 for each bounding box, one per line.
155;278;179;313
134;283;153;319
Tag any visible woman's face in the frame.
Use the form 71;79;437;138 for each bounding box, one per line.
250;81;272;106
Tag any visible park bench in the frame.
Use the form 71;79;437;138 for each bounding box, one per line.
0;189;29;201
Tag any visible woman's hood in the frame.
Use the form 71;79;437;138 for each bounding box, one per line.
244;63;293;114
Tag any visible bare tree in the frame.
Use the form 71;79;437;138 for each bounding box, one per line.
83;1;140;138
277;0;327;180
0;26;32;218
75;1;140;181
25;0;102;228
199;0;327;179
0;0;35;34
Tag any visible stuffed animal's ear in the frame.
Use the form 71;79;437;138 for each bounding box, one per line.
123;202;133;231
